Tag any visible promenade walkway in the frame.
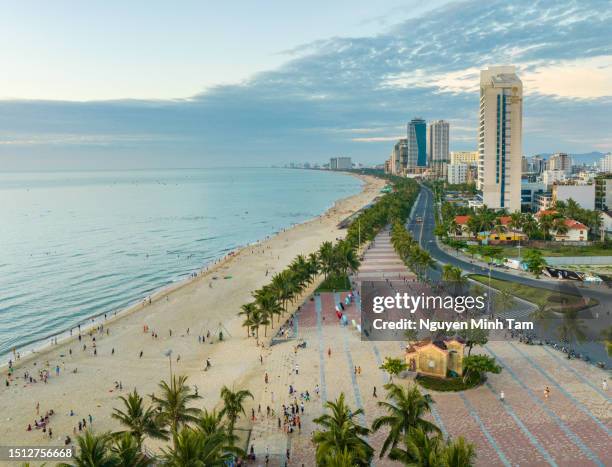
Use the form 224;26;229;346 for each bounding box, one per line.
245;230;611;466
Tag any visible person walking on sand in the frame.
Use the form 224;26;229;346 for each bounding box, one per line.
327;347;331;358
139;350;143;358
544;386;550;399
500;391;505;402
373;386;377;398
603;379;608;391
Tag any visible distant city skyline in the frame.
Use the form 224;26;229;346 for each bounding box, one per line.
0;0;610;170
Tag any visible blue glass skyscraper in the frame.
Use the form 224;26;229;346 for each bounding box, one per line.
407;118;427;167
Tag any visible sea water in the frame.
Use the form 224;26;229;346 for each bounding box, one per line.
0;168;362;358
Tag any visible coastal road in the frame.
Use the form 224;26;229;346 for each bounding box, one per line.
406;184;611;363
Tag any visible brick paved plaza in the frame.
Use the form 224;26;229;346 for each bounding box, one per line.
244;231;611;466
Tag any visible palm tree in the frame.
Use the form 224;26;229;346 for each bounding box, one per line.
529;303;554;331
372;383;440;458
539;214;555;240
253;289;280;333
558;309;587;345
552;218;569;239
493;289;515;316
565;198;580;219
334;240;360;276
238;302;257;337
442;436;477;467
219;386;253;441
521;214;541;240
112;389;168;448
313;393;373;466
388;427;445;466
307;252;320;281
492;217;508;237
196;409;225;436
111;432;154;467
509;211;523;233
161;426;236;466
150;376;201;447
318;241;336;279
58;431;117;467
270;271;296;314
322;447;356;467
441;264;467;297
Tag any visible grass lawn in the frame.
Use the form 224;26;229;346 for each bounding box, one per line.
469;274;594;312
316;274;351;292
416;374;482;392
497;244;612;258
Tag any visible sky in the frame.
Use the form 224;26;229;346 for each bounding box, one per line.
0;0;610;170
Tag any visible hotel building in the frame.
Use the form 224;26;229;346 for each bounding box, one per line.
427;120;449;175
477;66;523;211
407;118;427;168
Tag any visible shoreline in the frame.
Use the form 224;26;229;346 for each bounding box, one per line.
0;172;385;449
1;171;365;367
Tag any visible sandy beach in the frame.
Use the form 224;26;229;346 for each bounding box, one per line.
0;173;386;453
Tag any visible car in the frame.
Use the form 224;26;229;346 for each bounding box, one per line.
415;216;423;223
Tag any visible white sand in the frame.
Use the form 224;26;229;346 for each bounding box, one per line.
0;173;386;451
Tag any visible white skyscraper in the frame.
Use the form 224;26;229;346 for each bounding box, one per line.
477;66;523;212
427;120;450;177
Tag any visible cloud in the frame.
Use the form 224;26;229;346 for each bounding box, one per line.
0;0;611;169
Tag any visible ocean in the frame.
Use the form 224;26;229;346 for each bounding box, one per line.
0;168;362;358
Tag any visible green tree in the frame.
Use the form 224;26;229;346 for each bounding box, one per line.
321;447;356;467
462;355;501;384
458;327;489;357
523;249;547;278
58;431;118;467
110;432;154;467
334;240;361;276
379;357;408;381
112;389;168;448
150;376;201;447
372;383;441;458
552;218;569;238
388;427;445;466
442;436;477;467
161;426;237;466
318;241;336;279
313;393;373;466
219;386;253;441
238;302;257;337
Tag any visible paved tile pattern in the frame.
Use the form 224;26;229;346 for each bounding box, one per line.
245;230;611;466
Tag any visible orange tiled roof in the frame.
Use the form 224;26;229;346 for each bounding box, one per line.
455;215;471;225
564;219;587;230
536;209;558;218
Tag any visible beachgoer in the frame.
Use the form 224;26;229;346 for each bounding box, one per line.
500;391;505;401
373;386;377;398
139;350;143;358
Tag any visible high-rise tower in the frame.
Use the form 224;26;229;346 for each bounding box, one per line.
477;66;523;211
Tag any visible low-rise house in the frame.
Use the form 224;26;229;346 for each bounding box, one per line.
552;219;588;242
451;215;473;238
405;338;465;378
478;230;527;243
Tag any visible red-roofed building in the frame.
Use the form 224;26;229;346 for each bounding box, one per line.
553;219;588;242
535;209;558;219
452;215;473;238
